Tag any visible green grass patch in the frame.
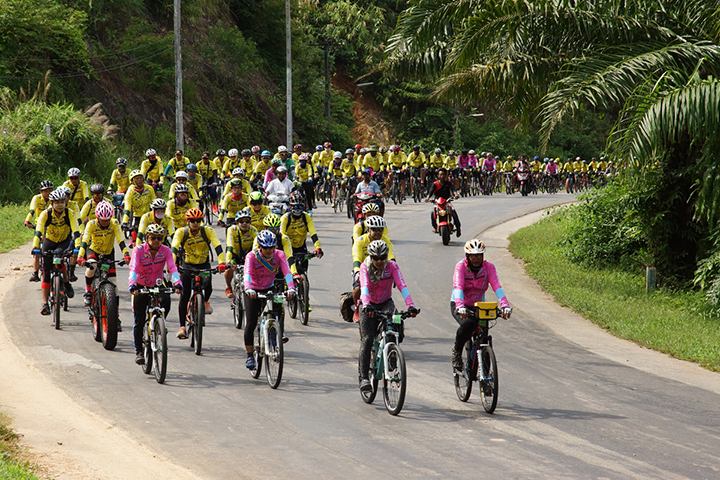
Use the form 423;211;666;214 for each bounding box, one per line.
0;204;34;253
509;210;720;372
0;413;40;480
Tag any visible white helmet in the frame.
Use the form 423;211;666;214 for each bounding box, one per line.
333;151;342;159
175;171;188;179
367;240;389;257
228;148;238;157
464;239;486;255
365;215;386;229
145;148;157;157
278;145;288;153
67;167;81;177
232;167;245;176
468;150;475;155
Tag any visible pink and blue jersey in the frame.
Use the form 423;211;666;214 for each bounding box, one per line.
458;155;470;168
546;163;559;174
359;261;415;308
482;157;496;171
128;243;181;288
244;249;295;291
467;155;479;167
451;259;509;309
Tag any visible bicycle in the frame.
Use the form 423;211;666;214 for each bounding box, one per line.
453;302;510;413
391;170;404;205
86;255;124;350
287;252;317;325
199;183;216;225
136;285;174;384
230;263;245;329
360;308;419;416
248;289;286;389
179;266;219;355
45;248;73;329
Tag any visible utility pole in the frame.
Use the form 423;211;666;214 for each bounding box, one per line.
309;37;340;137
174;0;183;152
285;0;292;148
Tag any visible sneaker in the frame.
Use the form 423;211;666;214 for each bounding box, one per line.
135;352;145;365
451;348;463;371
176;327;187;339
245;354;255;369
83;291;92;307
40;303;50;316
69;273;78;283
225;287;233;298
205;301;213;314
282;335;289;344
29;271;40;282
65;282;75;299
359;378;372;392
117;319;122;332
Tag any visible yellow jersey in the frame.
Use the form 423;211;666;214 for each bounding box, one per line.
141;157;164;182
244;205;272;232
280;212;321;250
218;193;249;222
33;208;81;249
122;185;157;222
165;198;198;229
62;180;90;206
79;218;129;257
171;226;225;265
407;152;426;168
353;232;395;272
226;225;258;262
25;194;50;225
109;169;130;192
137;211;175;243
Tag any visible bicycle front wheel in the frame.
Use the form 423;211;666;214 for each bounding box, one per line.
361;343;379;404
383;343;407;416
479;346;498;413
232;293;244;329
100;283;118;351
193;294;204;355
265;320;283;389
454;341;473;402
250;325;262;379
287;292;298;319
53;275;62;330
152;314;168;384
299;274;310;326
142;320;153;375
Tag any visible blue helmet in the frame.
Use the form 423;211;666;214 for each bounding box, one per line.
261;150;272;157
187;163;197;171
256;230;277;248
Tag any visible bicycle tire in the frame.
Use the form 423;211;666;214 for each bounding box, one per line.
479;345;498;413
299;273;310;326
100;283;118;351
250;326;262;379
338;191;345;212
193;294;204;355
454;341;473;402
53;275;62;329
142;320;153;374
63;290;68;311
265;320;283;389
383;343;407;416
92;295;103;343
152;314;168;384
232;293;244;329
287;292;298;319
361;343;379;404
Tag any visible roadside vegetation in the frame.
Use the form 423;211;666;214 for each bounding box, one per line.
0;205;34;253
0;413;40;480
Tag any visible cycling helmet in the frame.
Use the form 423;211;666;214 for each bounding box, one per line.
175;171;188;179
145;148;156;157
534;155;540;161
293;144;302;151
435;148;442;154
90;183;105;195
298;154;309;162
276;165;287;173
379;146;387;153
413;144;421;150
334;151;343;159
229;178;243;187
67;167;81;177
231;167;245;176
235;209;251;220
289;192;304;206
448;150;456;156
263;213;281;228
366;240;389;257
271;158;283;166
323;142;332;148
315;145;323;152
146;224;166;237
95;201;114;221
261;150;272;157
461;149;469;155
150;198;167;210
174;183;189;194
507;155;513;160
116;157;127;166
468;150;475;155
217;149;226;156
345;148;354;155
362;203;380;215
464;239;486;255
360;148;367;156
228;148;238;157
241;149;251;156
129;169;144;180
391;145;401;152
59;186;72;196
249;191;263;203
256;230;277;248
365;215;386;229
251;145;261;153
184;208;203;220
49;189;67;202
187;163;197;171
278;145;288;153
40;180;54;190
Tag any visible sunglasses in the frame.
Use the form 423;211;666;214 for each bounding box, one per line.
176;178;186;182
148;235;163;241
188;219;201;224
292;205;303;210
369;228;384;233
69;177;79;180
237;219;251;224
371;255;388;261
266;226;279;231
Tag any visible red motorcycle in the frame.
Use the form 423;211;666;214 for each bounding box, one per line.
517;168;530;196
434;197;456;245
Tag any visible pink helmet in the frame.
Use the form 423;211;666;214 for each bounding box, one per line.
95;201;114;220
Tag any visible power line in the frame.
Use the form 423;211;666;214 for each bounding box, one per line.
0;39;172;62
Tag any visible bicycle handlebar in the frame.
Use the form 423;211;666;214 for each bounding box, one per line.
134;286;176;295
372;309;420;320
178;266;220;275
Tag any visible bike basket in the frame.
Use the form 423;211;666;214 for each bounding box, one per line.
474;301;498;319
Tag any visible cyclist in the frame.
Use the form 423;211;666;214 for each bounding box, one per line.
352;203;389;242
80;183;107;225
275;145;295;179
294;154;316;210
242;230;296;369
265;165;295;199
33;189;81;315
341;149;358;196
222;149;243;178
213;149;227;173
386;145;407;197
263;158;284;188
406;144;427;188
63;168;90;206
171;208;226;338
224;210;258;298
352;215;395;310
355;168;384;215
169;171;199;201
450;239;512;370
425;167;461;237
444;150;461;190
244;191;271;231
563;157;576;193
255;213;297;276
108;157;130;204
196;152;220;213
318;142;334;170
239;149;255;175
163;149;190;179
165;183;198;229
222;168;252;198
138;198;175;245
128;224;183;365
122;170;157;247
292;144;304;162
427;148;445;183
249;145;262;171
218;178;249;227
329;151;344;208
25;180;54;282
77;202;131;316
141;148;164;197
252;150;274;186
186;163;203;197
357;239;418;392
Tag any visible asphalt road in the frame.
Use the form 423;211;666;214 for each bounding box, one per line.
7;192;720;480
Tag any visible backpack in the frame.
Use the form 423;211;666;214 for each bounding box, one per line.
339;291;355;323
178;225;210;262
42;207;72;236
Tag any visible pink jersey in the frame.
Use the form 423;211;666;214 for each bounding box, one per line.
482;158;496;171
244;249;295;291
451;259;509;309
359;261;415;308
458;155;470;168
467;155;478;167
128;243;181;288
546;163;558;174
264;168;277;187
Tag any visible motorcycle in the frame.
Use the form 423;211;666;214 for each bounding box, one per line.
434;197;455;246
517;168;530;196
351;192;378;224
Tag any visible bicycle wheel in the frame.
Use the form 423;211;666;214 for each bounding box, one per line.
361;342;379;404
53;275;62;329
152;314;168;384
232;293;244;329
338;190;345;212
142;320;153;374
100;283;118;351
92;293;103;343
454;341;473;402
299;273;310;326
250;325;262;378
265;319;283;389
287;291;298;319
383;343;407;416
479;346;498;413
193;294;204;355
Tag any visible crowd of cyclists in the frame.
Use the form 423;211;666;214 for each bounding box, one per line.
23;141;614;392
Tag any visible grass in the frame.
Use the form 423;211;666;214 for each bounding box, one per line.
508;210;720;372
0;204;34;253
0;413;41;480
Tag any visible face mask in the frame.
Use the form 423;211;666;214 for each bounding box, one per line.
154;211;165;219
300;162;307;167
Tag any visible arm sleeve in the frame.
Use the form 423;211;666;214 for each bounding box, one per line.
128;245;140;287
243;253;254;290
33;211;45;249
451;261;466;308
352;237;363;272
277;251;296;290
306;214;321;250
69;210;81;247
78;222;92;258
359;262;371;306
122;190;132;223
282;236;297;275
109;171;118;191
137;214;149;242
80;201;91;221
164;246;181;285
206;227;225;264
391;262;414;308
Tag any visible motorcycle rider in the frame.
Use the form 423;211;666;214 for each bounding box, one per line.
424;167;461;237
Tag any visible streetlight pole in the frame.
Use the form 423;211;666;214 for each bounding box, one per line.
174;0;183;152
285;0;292;148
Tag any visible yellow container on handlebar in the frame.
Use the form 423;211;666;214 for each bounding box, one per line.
474;301;498;319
